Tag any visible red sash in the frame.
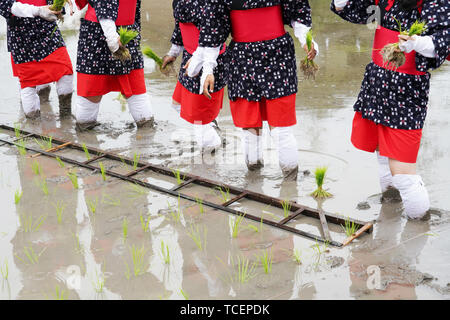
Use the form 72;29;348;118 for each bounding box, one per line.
85;0;137;26
230;6;285;43
373;26;426;75
375;0;423;14
179;23;226;55
75;0;88;9
17;0;47;5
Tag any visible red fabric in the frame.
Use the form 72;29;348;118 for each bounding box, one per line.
85;0;137;26
172;82;224;124
373;26;426;75
77;68;146;97
17;0;46;5
447;55;450;61
351;112;422;163
230;6;286;42
375;0;423;13
179;23;226;55
229;94;297;128
11;47;73;89
75;0;88;9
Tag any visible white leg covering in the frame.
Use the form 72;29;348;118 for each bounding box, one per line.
194;123;221;151
392;174;430;219
20;87;40;115
172;103;181;114
75;96;100;123
377;152;393;192
127;94;154;123
36;83;51;93
243;129;263;168
271;126;299;173
56;74;74;96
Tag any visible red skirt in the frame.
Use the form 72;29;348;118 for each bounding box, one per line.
351;112;422;163
172;81;224;124
229;94;297;128
11;47;73;89
77;68;146;97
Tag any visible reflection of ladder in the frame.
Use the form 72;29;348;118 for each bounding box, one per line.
0;124;373;247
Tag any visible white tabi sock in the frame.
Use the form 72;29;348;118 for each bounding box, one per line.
392;174;430;219
75;96;100;124
172;103;181;114
127;94;154;123
56;74;74;96
20;87;40;115
194;123;221;151
271;126;299;173
243;129;263;167
377;152;393;192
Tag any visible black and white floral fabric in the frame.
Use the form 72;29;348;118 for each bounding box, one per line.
331;0;450;130
171;0;228;94
76;0;144;75
198;0;313;102
0;0;65;64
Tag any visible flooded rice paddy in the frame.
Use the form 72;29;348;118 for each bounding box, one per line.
0;1;449;300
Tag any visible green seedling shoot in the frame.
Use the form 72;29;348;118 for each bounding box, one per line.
55;156;65;168
0;259;8;280
99;162;106;181
257;249;273;274
14;189;23;205
82;143;90;160
233;255;257;284
102;193;120;206
171;169;184;185
124;244;148;279
311;166;332;199
86;196;99;215
230;214;245;238
14;123;21;139
52;285;67;300
19;213;47;233
180;289;189;300
16;246;46;265
161;241;170;265
342;217;358;237
186;223;208;251
122;217;128;241
132;151;140;171
31;160;41;175
39;177;49;196
139;211;151;233
300;29;319;79
67;171;79;189
53;201;66;224
281;199;292;218
142;46;164;68
216;186;230;203
195;197;204;215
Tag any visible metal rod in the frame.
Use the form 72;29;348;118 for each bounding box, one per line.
171;178;196;192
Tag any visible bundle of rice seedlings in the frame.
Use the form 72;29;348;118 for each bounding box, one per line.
381;20;427;69
50;0;67;22
310;167;332;199
142;46;172;74
113;27;139;63
300;30;319;80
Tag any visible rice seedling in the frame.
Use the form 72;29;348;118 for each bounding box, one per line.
16;246;46;265
171;169;185;185
86;196;99;215
82;143;90;160
122;217;128;241
14;122;21;139
186;223;208;251
72;232;83;254
142;46;164;69
167;198;182;223
50;0;66;12
257;249;273;274
52;285;67;300
281;199;292;218
19;213;47;233
180;289;189;300
102;193;120;206
160;241;170;265
233;255;257;284
67;170;79;189
99;162;106;181
127;183;147;197
39;177;49;196
381;20;427;69
139;211;151;233
132;151;140;171
34;136;52;150
216;186;230;202
124;244;148;279
195;197;204;215
229;214;245;238
292;248;302;265
16;139;27;156
31;160;41;175
14;189;23;205
92;270;105;294
341;216;358;237
52;200;66;224
114;27;139;62
0;260;8;280
246;224;260;233
300;30;319;80
55;156;65;168
310;166;332;199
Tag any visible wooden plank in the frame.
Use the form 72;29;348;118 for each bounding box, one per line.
171;178;196;192
279;208;305;225
318;209;332;242
342;222;374;246
222;192;248;207
29;142;71;158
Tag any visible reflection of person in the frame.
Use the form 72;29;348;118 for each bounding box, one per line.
331;0;450;219
162;0;228;153
74;0;154;130
0;0;74;119
187;0;318;178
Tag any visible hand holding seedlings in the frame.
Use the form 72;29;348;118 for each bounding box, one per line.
300;30;319;80
113;27;139;62
143;46;172;75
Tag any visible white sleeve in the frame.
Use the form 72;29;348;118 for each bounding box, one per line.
399;35;436;59
334;0;349;8
186;46;221;77
99;19;120;53
291;21;320;57
11;2;40;18
167;44;184;58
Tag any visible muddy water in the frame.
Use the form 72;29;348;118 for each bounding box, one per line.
0;0;449;300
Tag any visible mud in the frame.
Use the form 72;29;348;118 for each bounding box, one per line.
0;0;449;300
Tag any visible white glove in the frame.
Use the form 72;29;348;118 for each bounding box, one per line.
167;44;184;58
334;0;349;9
399;35;436;58
12;3;58;22
292;21;320;57
37;6;58;22
99;19;120;53
199;47;220;94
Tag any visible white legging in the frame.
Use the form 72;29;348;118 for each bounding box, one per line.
75;93;153;123
270;126;299;172
392;174;430;219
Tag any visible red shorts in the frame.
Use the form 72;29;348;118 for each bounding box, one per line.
351;112;422;163
172;81;224;124
229;94;297;128
77;68;146;97
11;47;73;89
